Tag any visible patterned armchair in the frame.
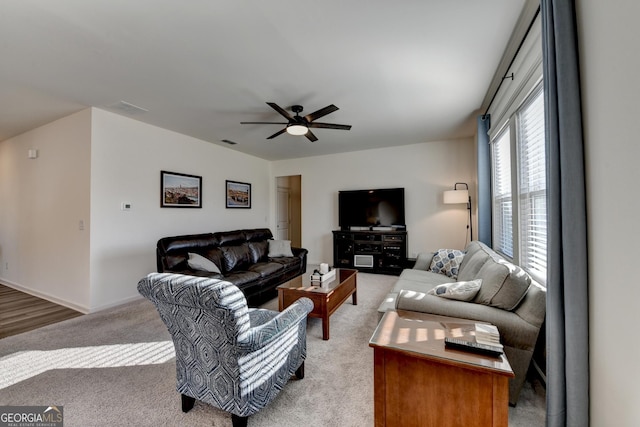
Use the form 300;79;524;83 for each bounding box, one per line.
138;273;314;427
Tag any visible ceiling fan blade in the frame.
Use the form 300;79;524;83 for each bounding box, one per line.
267;128;287;139
305;130;318;142
304;104;339;122
241;121;288;125
266;102;293;120
308;122;352;130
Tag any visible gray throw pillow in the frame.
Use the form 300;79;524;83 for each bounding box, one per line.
268;239;294;257
427;279;482;301
429;249;465;279
187;252;221;273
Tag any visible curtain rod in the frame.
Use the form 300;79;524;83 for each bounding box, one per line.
482;6;541;119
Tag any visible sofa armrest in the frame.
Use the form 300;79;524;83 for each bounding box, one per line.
291;247;308;273
412;252;435;270
514;282;546;329
237;297;314;352
291;247;307;258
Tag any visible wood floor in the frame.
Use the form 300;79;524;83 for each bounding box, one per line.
0;284;84;339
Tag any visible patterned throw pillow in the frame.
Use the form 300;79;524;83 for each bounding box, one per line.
429;249;465;279
427;279;482;301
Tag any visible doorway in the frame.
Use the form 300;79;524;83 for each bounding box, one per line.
275;175;302;247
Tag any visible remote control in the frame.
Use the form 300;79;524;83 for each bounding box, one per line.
444;337;503;357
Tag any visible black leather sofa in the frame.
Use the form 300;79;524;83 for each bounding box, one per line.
156;228;308;307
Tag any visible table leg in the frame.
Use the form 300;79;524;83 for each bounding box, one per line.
322;316;330;340
352;290;357;305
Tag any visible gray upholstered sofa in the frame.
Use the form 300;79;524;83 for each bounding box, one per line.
377;241;546;405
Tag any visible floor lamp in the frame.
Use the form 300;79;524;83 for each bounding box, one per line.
443;182;472;245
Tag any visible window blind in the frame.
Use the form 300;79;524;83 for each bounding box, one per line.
492;129;513;258
517;88;546;282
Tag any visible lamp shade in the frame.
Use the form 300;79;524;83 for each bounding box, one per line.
443;189;469;204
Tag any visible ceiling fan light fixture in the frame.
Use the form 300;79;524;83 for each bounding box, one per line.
286;124;308;136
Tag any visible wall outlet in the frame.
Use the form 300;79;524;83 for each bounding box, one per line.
79;220;84;231
121;202;132;211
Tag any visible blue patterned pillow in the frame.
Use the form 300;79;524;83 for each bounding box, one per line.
429;249;465;280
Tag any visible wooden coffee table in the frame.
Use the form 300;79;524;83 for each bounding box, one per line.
277;268;357;340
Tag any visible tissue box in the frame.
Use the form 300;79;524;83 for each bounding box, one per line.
311;268;336;283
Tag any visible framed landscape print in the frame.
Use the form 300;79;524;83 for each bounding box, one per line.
161;171;202;208
226;180;251;208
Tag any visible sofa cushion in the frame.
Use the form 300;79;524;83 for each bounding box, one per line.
268;240;294;257
187;252;221;273
248;262;284;278
269;256;301;272
216;230;246;246
220;243;252;272
427;279;482;301
473;255;531;311
202;247;226;273
429;249;465;279
223;270;261;287
457;247;490;281
248;241;269;264
394;269;452;293
244;228;273;242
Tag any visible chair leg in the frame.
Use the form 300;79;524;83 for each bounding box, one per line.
181;394;195;413
231;413;248;427
295;362;305;380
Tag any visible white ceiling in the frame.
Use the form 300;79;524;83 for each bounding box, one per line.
0;1;526;161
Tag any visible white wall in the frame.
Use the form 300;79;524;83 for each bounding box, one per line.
578;1;640;425
0;109;91;311
1;108;473;312
89;108;271;311
271;139;476;265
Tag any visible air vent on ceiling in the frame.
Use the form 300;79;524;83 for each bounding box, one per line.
108;101;149;115
221;139;237;145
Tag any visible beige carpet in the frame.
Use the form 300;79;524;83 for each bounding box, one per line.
0;272;545;426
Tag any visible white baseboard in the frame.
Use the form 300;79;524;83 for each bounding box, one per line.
0;279;89;314
89;294;144;313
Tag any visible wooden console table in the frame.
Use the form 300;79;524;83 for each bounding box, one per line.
369;310;514;427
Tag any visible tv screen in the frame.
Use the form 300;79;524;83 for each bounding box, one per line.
339;188;405;229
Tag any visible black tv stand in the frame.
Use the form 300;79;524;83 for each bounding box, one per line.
333;229;407;275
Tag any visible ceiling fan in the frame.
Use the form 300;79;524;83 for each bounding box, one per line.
241;102;352;142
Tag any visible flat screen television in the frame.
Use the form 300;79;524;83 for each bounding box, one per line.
339;188;405;229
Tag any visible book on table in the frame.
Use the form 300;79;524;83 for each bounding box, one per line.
443;322;504;356
474;323;503;348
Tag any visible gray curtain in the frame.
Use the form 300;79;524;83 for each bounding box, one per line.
476;114;492;246
541;1;589;426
